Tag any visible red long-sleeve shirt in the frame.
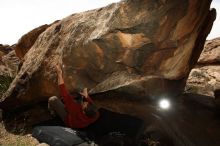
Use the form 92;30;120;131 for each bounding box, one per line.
59;84;99;128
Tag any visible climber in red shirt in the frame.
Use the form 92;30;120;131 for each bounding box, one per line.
48;64;99;129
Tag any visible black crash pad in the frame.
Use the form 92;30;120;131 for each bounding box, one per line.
32;126;91;146
32;108;146;146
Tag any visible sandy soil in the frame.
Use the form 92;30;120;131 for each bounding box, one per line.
0;122;40;146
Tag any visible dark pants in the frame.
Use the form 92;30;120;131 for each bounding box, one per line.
48;96;67;122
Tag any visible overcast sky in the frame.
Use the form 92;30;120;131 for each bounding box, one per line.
208;0;220;40
0;0;219;45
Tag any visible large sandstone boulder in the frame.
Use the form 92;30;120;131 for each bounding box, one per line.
186;37;220;97
0;0;216;110
15;24;52;59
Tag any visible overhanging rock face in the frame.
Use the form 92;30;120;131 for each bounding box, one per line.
0;0;216;109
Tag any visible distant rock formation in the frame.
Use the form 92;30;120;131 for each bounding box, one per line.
198;38;220;64
0;0;216;111
0;44;13;61
186;37;220;97
0;45;19;77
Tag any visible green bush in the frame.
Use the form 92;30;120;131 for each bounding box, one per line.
0;75;14;97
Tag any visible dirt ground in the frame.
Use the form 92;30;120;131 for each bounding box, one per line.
0;122;40;146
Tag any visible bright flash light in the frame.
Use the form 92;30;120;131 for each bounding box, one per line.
159;99;170;109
